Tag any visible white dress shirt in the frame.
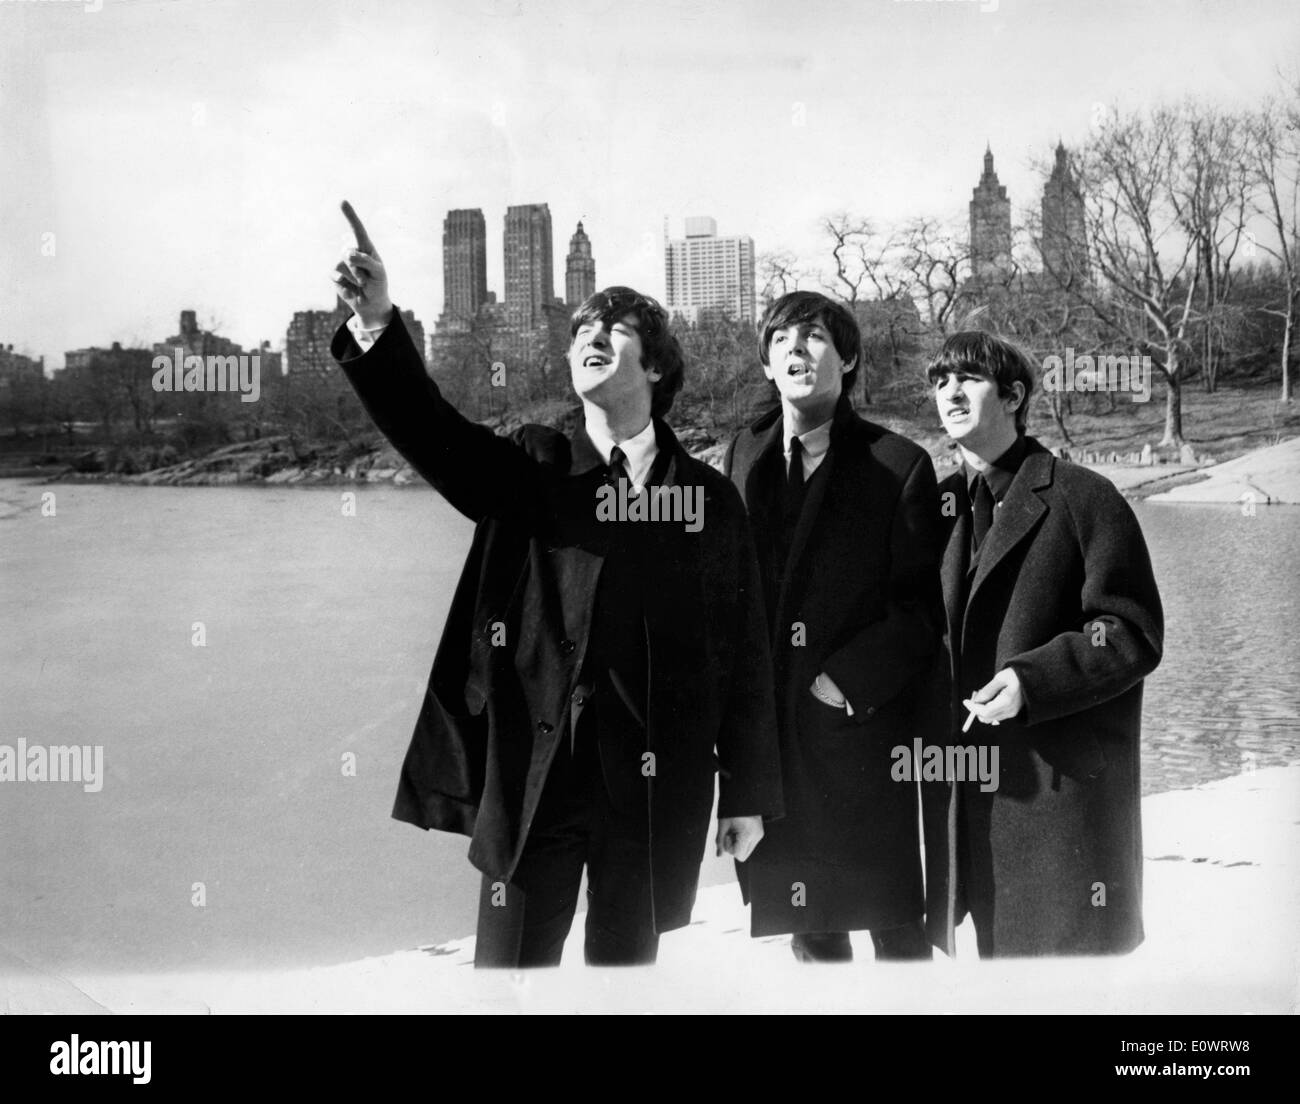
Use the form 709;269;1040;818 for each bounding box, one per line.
784;416;832;480
587;418;658;492
347;313;388;351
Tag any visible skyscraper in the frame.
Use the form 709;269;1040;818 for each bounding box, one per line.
504;203;555;332
565;221;596;306
442;209;488;325
969;146;1013;283
663;216;756;324
1040;142;1089;285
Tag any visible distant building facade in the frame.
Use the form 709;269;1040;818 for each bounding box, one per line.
284;303;350;375
565;221;596;306
504;203;556;333
969;147;1013;283
287;302;423;373
664;216;756;324
442;208;489;330
1040;141;1089;286
0;344;45;392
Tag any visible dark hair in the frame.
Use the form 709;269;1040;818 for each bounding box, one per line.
758;291;862;396
925;330;1035;432
569;286;685;418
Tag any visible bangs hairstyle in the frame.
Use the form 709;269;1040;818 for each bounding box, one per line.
925;330;1036;432
758;291;862;397
570;286;686;418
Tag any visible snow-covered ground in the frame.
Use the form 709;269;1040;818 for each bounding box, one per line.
7;764;1295;1015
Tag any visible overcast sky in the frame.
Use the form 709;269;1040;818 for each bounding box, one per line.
2;0;1296;368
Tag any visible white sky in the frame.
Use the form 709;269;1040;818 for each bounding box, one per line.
1;0;1296;368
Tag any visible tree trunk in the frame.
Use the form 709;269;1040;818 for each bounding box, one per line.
1282;301;1294;404
1158;360;1184;447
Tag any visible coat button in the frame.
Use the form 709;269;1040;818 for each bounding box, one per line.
866;706;876;716
559;639;575;656
536;721;553;735
572;691;586;707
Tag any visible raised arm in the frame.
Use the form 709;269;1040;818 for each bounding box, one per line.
329;200;547;525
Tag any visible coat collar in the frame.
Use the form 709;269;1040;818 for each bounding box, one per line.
568;416;685;486
966;437;1055;608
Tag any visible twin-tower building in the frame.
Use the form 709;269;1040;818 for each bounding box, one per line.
970;142;1089;287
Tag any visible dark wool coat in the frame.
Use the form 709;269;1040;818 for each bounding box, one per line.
921;437;1164;957
725;397;944;935
333;313;784;934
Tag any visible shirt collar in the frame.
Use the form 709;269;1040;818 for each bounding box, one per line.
965;433;1028;502
586;417;659;490
783;416;833;463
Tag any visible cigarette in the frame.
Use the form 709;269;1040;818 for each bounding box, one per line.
962;708;977;733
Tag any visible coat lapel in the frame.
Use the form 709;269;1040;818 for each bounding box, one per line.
777;444;834;621
966;447;1054;609
938;472;969;639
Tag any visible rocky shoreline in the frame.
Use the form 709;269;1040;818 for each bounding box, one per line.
15;427;730;488
12;428;1293;502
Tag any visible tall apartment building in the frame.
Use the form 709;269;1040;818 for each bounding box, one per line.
1040;141;1089;284
565;221;596;306
503;203;555;332
969;146;1013;283
442;208;489;326
664;216;756;324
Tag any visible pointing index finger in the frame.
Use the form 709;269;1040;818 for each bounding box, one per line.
340;199;377;256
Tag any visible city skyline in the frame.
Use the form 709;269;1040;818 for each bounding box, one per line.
2;0;1297;369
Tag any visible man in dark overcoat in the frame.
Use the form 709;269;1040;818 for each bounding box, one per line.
921;330;1164;957
725;291;943;963
328;202;782;967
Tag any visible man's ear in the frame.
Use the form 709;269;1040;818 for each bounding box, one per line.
1006;381;1026;414
644;362;662;383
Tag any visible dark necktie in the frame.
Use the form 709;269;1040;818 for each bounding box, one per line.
785;436;805;518
609;445;630;488
972;474;995;551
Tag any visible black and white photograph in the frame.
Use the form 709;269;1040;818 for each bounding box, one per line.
1;0;1297;1053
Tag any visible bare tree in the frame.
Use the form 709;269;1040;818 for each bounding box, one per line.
897;217;968;337
1170;105;1252;394
1246;83;1300;403
757;249;809;305
1074;107;1201;446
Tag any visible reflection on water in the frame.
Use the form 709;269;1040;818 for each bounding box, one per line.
1136;502;1300;794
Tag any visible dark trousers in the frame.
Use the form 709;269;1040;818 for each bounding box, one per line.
792;921;933;963
474;721;658;968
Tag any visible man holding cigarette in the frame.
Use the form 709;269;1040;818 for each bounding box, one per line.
923;331;1164;957
329;202;782;967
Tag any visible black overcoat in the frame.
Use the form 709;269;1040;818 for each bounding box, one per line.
333;313;784;933
921;437;1164;956
724;397;943;935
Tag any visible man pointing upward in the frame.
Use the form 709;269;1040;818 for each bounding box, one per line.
329;202;782;967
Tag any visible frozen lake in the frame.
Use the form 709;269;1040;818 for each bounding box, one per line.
0;478;1296;973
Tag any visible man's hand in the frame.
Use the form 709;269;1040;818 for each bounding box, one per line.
809;671;850;711
963;667;1024;726
333;200;393;329
716;815;764;862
